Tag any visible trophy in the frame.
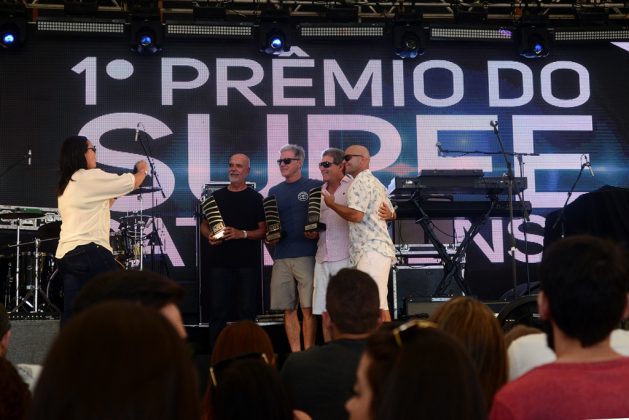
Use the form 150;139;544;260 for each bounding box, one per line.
200;195;225;240
263;196;282;242
304;187;326;232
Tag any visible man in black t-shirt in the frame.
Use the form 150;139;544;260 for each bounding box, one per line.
200;154;266;347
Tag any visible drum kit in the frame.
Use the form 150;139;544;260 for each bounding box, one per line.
1;191;160;315
111;213;153;270
0;209;60;315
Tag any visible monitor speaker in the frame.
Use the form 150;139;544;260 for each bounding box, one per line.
388;266;462;320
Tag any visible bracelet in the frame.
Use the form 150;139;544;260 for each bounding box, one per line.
243;230;248;239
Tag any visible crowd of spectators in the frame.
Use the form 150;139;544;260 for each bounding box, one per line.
0;234;627;420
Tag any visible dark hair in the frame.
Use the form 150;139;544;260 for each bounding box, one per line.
212;359;294;420
29;302;199;420
0;303;9;338
0;357;30;420
322;148;345;165
57;136;89;196
539;235;629;347
73;270;184;313
429;297;508;411
326;268;380;334
374;326;487;420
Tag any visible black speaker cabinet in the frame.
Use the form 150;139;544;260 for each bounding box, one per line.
388;266;462;320
405;297;450;319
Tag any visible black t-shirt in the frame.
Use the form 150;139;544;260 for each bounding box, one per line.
205;187;265;268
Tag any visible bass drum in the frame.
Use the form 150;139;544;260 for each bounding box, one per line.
44;268;64;313
5;252;56;291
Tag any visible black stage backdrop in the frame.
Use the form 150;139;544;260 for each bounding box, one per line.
1;31;628;315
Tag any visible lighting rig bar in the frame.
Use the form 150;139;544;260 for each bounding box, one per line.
36;16;126;34
299;22;386;39
16;0;629;21
166;21;255;38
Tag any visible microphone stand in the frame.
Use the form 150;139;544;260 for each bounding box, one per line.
515;153;532;295
550;160;588;240
136;125;167;272
491;121;518;300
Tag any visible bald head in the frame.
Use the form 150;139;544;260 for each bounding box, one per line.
344;145;370;176
346;145;370;158
230;153;250;168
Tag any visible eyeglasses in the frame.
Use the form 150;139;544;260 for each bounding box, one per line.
87;146;96;153
209;352;269;388
318;161;337;168
277;158;301;165
343;154;363;162
392;319;438;348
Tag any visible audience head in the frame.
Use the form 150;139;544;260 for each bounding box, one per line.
429;297;508;411
73;270;187;338
202;321;277;420
539;235;629;347
323;268;380;336
29;302;199;420
503;324;544;348
0;303;10;358
346;322;486;420
325;268;381;337
210;357;295;420
0;357;30;420
210;320;275;366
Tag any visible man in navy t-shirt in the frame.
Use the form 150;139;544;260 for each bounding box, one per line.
268;144;322;352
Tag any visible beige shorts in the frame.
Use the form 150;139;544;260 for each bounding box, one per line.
270;256;315;310
356;251;393;310
312;258;352;315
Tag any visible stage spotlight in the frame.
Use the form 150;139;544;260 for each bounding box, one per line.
1;28;16;47
394;25;424;59
259;24;290;55
129;20;163;55
258;9;291;56
517;26;550;58
0;2;26;50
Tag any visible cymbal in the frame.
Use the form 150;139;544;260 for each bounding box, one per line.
0;209;45;220
127;187;162;195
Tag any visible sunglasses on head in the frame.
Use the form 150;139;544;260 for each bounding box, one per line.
277;158;300;165
209;352;269;388
343;154;363;162
392;319;438;348
318;161;337;168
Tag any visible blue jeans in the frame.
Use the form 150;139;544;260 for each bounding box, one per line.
59;243;119;324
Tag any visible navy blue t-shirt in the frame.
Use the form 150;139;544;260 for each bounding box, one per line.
268;177;322;259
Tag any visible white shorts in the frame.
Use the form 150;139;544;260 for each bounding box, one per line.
356;251;393;310
312;258;352;315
